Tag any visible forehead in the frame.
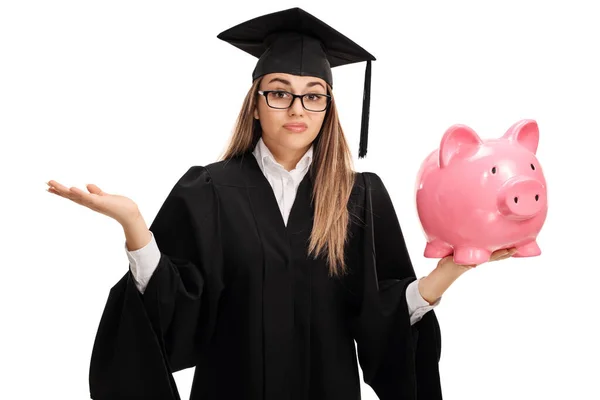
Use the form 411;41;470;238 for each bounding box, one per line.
262;73;326;87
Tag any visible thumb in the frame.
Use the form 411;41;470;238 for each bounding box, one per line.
86;183;105;195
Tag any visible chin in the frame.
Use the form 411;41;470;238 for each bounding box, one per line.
276;132;315;149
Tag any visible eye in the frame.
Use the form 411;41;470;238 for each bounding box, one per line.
491;166;497;174
275;91;289;98
305;94;324;102
530;163;535;170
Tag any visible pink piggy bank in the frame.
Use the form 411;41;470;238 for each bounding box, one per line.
415;119;548;265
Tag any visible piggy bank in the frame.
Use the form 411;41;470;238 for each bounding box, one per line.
415;119;548;265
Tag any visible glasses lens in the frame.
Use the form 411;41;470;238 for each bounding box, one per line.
302;94;329;112
266;91;293;109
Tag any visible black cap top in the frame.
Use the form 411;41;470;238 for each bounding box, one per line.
217;7;376;158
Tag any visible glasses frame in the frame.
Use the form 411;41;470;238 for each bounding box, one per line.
258;90;331;112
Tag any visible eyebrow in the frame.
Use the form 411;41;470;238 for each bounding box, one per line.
267;77;326;90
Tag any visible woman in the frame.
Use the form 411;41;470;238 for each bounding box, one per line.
47;7;515;400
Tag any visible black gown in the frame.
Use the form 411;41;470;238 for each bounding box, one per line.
88;151;442;400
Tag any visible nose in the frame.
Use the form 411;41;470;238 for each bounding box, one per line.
288;96;304;114
497;177;546;219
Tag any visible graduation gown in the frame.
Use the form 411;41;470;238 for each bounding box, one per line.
88;152;442;400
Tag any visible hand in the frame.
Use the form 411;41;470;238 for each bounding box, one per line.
438;247;518;272
418;248;518;304
46;180;141;226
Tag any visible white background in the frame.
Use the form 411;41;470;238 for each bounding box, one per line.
1;0;599;399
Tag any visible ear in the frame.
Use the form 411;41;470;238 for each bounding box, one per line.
502;119;539;154
439;124;483;168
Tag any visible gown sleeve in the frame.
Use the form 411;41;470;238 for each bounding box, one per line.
88;166;224;400
351;172;442;400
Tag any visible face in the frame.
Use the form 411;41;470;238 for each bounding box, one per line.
254;73;328;155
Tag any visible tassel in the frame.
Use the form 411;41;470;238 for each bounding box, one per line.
358;59;372;159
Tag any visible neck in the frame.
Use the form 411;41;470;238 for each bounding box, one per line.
263;138;311;171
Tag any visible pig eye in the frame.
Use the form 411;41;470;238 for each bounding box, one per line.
530;163;535;170
491;166;497;174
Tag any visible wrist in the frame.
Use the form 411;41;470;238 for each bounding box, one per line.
418;275;441;305
122;213;151;252
418;257;471;304
120;209;144;229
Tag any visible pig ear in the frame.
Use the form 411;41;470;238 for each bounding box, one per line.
502;119;539;154
439;124;483;168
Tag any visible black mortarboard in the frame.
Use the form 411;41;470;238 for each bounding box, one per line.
217;7;376;158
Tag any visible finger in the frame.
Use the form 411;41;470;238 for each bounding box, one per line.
69;186;96;203
62;186;95;207
47;180;70;194
48;181;84;204
493;254;511;261
491;248;517;262
46;181;76;201
489;249;510;261
453;258;476;267
86;183;104;195
503;248;518;259
440;255;452;264
439;255;476;269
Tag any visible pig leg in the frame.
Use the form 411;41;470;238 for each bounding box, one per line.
453;247;492;265
512;240;541;257
424;239;453;258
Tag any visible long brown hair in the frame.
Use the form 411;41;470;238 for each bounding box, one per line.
219;77;356;277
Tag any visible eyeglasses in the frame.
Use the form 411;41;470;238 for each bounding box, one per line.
258;90;331;112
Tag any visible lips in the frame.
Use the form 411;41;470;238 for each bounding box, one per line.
283;123;308;133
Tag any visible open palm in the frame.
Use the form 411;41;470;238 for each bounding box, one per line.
440;247;518;271
46;180;140;226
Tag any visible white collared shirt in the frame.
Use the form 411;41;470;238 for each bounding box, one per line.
252;137;313;226
126;137;440;324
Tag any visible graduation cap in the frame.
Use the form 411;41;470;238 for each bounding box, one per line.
217;7;376;158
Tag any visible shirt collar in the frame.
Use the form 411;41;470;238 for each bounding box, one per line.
252;137;313;174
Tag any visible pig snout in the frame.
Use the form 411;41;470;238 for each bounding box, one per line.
497;177;546;219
